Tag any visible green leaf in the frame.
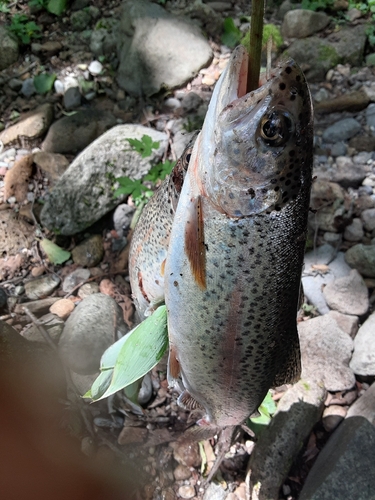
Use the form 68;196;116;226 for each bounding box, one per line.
247;391;277;435
221;17;242;48
47;0;67;15
40;238;71;264
34;73;56;94
128;135;160;158
87;306;168;402
144;160;175;182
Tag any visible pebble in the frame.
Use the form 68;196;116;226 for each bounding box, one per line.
350;311;375;376
62;268;91;293
366;103;375;129
138;373;153;405
181;92;203;112
24;274;61;300
21;78;36;97
344;218;364;242
54;79;65;94
361;208;375;233
178;485;195;499
322;405;348;432
171;441;201;468
322;118;361;143
164;97;181;110
77;282;100;298
173;464;192;481
345;244;375;278
58;293;128;374
328;310;359;338
50;298;75;319
63;86;82;110
322;269;369;316
71;234;104;267
88;60;103;76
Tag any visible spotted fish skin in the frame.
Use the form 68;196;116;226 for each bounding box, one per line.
129;135;197;318
164;46;313;427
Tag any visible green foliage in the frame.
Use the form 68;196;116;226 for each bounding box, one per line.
40;238;71;264
300;0;333;10
247;391;277;435
222;18;283;50
33;73;56;94
128;135;160;159
84;305;169;402
28;0;67;15
114;135;175;205
241;23;283;51
0;0;10;13
8;14;42;44
367;25;375;47
349;0;375;14
221;17;242;48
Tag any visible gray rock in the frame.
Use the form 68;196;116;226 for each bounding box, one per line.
302;248;352;315
322;269;369;316
113;204;135;237
70;10;91;31
361;208;375;233
21;78;37;97
366;103;375;130
283;25;366;82
344;218;364;242
0;26;19;71
8;78;23;92
41;124;168;235
42;109;116;155
62;268;91;293
90;20;118;57
77;282;100;299
181;92;203;112
249;380;326;500
138;373;153;405
171;129;196;159
346;382;375;425
58;293;128;374
14;297;60;316
350;311;375;376
345;244;375;278
0;103;54;147
21;312;64;343
322;405;347;433
323;118;361;143
282;10;330;39
24;275;61;300
299;417;375;500
330;141;347;157
308;180;350;233
203;482;226;500
117;0;212;96
71;234;104;267
33;152;70;183
328;311;358;339
63;86;82;110
332;156;370;188
298;315;355;391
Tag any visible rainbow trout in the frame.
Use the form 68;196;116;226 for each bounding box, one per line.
130;45;313;428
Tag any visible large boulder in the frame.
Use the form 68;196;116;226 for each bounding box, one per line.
116;0;213;96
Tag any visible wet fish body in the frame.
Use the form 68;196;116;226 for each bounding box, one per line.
131;46;313;428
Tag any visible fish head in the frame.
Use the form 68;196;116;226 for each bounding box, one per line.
196;45;313;217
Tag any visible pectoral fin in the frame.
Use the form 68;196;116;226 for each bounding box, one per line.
178;390;204;411
167;344;181;385
184;195;206;290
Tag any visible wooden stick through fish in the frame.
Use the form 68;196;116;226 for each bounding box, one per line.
247;0;265;92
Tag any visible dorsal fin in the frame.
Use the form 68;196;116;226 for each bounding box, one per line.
184;195;206;290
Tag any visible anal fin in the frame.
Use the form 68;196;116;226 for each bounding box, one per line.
184;195;206;290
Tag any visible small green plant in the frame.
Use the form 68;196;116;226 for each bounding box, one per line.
366;24;375;47
300;0;334;11
128;135;160;158
114;135;175;205
34;73;56;94
221;18;283;50
28;0;67;15
8;14;42;44
0;0;10;13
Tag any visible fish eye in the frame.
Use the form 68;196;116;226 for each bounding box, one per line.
259;111;294;147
